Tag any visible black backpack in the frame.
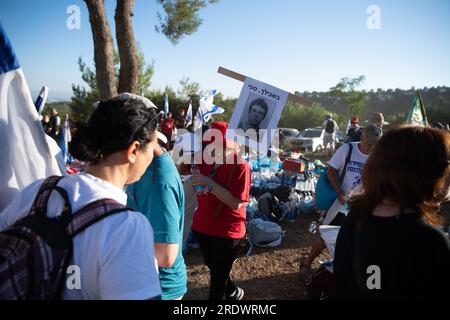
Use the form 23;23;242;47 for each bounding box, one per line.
257;193;284;222
345;127;361;142
325;120;336;134
0;176;130;300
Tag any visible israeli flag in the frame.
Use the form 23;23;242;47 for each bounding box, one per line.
164;92;169;115
60;115;72;164
0;22;64;212
185;100;193;126
34;85;49;114
194;89;224;130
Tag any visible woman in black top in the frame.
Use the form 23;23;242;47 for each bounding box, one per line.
334;125;450;299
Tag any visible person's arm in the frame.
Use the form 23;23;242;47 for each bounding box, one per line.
191;173;244;210
154;243;179;268
191;164;250;211
327;166;345;205
149;183;183;269
327;144;348;204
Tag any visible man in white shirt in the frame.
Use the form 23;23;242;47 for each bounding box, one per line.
322;114;339;155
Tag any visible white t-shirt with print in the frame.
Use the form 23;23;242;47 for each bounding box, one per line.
0;173;161;300
327;142;368;195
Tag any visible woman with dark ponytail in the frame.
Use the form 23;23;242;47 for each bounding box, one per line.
0;93;163;299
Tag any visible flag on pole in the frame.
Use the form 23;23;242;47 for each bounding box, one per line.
405;90;428;126
194;89;224;130
164;92;169;115
60;115;72;164
0;22;64;212
185;100;193;126
34;85;49;114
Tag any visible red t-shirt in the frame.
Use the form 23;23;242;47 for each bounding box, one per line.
191;157;251;239
161;118;174;136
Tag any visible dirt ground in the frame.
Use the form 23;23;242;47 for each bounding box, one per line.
184;211;331;300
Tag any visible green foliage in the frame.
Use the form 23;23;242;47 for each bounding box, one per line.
155;0;219;45
136;45;155;96
330;75;367;117
426;104;450;125
70;84;99;123
78;57;97;92
145;88;235;125
71;45;154;122
147;88;190;115
41;102;71;120
178;76;201;100
385;112;406;127
278;102;345;131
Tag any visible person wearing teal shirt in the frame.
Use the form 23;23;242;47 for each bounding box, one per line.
127;143;187;300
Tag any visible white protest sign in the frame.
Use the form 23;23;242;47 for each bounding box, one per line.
227;77;288;154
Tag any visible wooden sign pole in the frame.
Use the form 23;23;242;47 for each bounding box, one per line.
217;66;313;107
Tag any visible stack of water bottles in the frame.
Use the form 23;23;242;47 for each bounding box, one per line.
250;155;283;196
278;192;315;222
246;155;324;224
294;161;318;193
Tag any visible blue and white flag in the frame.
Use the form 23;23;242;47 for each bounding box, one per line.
185;100;193;126
34;85;49;114
60;115;72;164
194;89;224;130
0;22;64;212
164;92;169;115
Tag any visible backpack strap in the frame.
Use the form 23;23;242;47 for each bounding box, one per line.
337;143;353;185
30;175;66;218
66;198;132;237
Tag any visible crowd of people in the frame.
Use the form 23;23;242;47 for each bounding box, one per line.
41;108;62;142
1;92;449;300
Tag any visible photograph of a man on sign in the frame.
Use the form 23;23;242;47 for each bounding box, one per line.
238;95;274;133
228;77;288;154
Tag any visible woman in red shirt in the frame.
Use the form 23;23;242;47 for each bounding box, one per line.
161;112;175;145
188;122;251;300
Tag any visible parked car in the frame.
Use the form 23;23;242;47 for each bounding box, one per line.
289;128;324;152
289;128;346;153
277;127;300;146
335;131;345;149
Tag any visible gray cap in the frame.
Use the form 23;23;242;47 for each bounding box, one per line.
364;124;383;145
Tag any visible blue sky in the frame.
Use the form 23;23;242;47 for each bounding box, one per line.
1;0;449;101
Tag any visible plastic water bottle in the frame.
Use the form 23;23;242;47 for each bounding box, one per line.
191;164;206;195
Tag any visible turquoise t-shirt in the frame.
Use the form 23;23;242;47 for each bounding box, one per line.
126;151;187;300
